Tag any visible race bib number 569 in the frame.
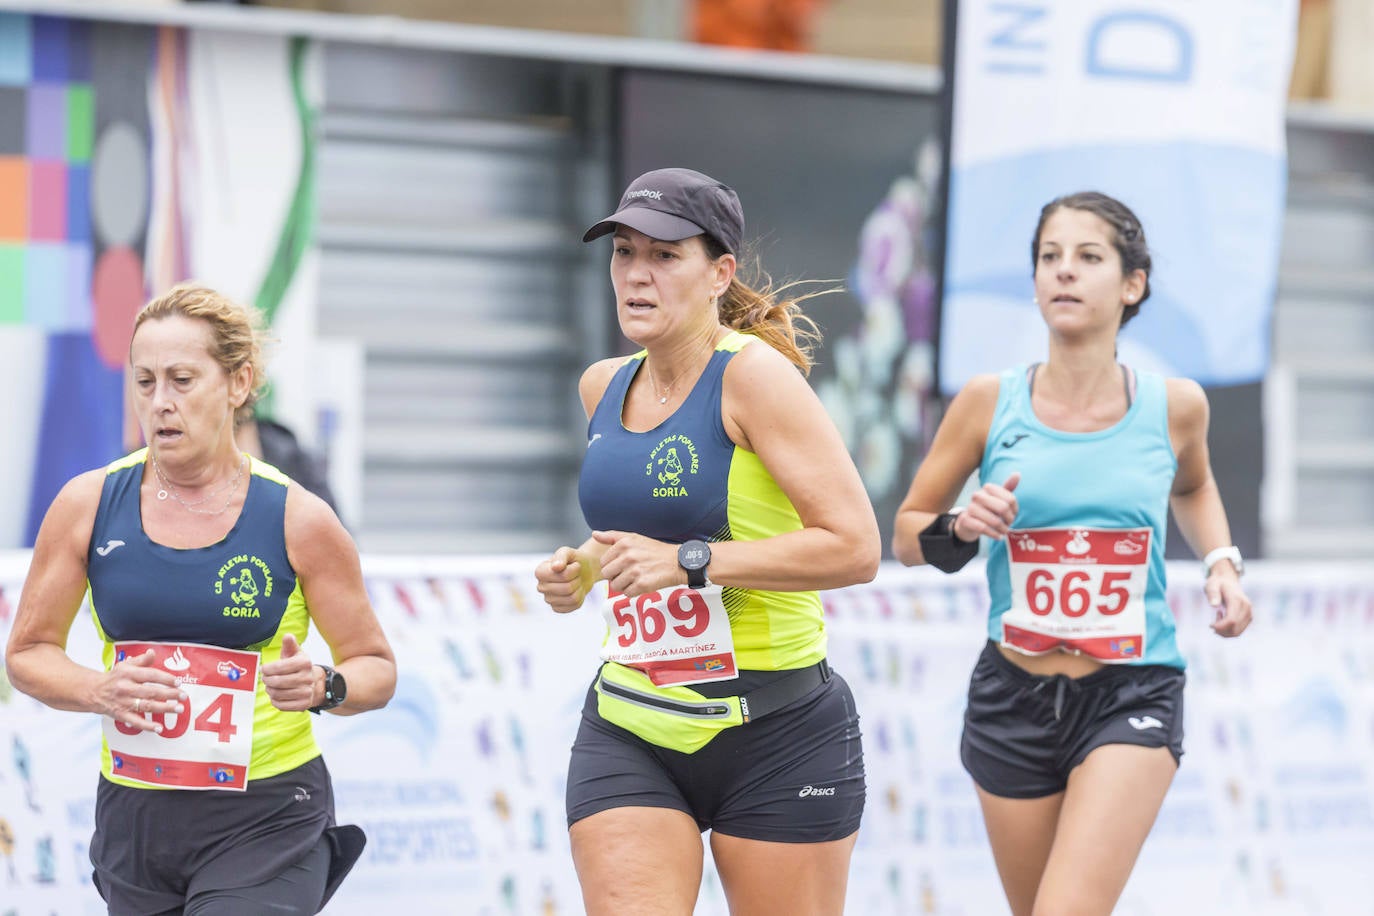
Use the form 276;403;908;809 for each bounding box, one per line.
601;585;738;687
103;642;259;791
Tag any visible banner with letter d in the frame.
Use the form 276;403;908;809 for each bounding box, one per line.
939;0;1298;393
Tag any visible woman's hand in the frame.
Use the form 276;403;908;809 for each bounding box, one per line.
99;649;186;734
595;530;679;598
536;545;603;613
1206;573;1252;638
953;472;1021;541
261;634;318;711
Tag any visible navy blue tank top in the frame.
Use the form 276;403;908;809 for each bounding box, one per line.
579;344;739;542
87;450;297;650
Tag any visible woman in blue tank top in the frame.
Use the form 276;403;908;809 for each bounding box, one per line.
535;168;880;915
892;192;1254;916
6;284;396;915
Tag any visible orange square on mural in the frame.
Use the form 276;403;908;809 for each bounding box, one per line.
0;158;28;242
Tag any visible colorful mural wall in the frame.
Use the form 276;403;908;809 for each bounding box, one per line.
0;12;319;549
0;14;149;547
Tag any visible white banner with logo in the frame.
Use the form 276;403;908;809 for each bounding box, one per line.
0;553;1369;914
939;0;1298;393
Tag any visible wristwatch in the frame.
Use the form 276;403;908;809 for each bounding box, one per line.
677;539;712;589
309;664;347;714
1202;545;1244;579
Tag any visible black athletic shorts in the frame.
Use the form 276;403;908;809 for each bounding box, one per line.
90;756;342;915
961;641;1186;799
566;667;866;843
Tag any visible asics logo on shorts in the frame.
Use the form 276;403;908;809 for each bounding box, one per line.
798;785;836;798
1128;715;1164;730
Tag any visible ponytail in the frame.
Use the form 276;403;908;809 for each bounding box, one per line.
703;238;829;374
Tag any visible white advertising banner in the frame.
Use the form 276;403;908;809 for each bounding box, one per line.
939;0;1298;393
0;553;1370;914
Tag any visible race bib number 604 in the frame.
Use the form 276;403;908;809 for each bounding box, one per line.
103;641;259;791
1001;527;1152;662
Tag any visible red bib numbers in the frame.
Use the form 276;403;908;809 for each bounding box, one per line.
1002;527;1151;662
103;642;259;791
602;585;738;687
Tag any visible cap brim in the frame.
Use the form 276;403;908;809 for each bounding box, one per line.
582;208;706;244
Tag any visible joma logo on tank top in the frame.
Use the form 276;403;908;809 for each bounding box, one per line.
645;434;700;498
214;554;275;618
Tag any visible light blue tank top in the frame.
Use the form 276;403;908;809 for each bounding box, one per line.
980;365;1184;669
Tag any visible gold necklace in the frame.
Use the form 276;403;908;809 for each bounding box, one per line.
646;348;711;405
150;452;247;517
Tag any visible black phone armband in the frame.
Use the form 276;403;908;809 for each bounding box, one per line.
918;512;979;574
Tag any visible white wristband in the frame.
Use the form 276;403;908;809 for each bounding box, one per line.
1202;545;1244;579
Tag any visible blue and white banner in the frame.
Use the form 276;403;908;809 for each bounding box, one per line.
939;0;1298;393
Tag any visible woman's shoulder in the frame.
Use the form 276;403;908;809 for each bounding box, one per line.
581;353;636;387
1163;375;1206;400
721;331;798;372
962;372;1005;397
38;468;106;544
578;354;637;416
58;466;112;501
948;372;1004;413
1164;376;1209;426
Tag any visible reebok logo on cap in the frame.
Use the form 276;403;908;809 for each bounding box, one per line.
582;167;744;255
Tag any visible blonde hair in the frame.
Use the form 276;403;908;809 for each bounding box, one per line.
132;283;268;423
704;239;827;374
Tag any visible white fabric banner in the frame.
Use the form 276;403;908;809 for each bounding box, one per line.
0;552;1369;914
939;0;1298;393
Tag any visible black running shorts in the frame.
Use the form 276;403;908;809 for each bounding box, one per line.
566;668;866;843
90;756;338;915
960;641;1185;799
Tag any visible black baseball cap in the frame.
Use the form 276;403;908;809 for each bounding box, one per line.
582;167;744;255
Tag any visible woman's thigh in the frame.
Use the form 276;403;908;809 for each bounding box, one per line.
570;806;705;916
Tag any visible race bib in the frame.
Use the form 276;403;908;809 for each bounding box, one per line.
601;585;738;687
103;641;259;791
1001;527;1151;662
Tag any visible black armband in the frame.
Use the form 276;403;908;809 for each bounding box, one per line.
918;512;979;574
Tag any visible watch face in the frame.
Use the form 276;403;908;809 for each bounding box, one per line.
326;670;346;702
680;541;709;569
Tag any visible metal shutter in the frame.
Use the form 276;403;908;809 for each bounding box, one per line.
314;43;612;553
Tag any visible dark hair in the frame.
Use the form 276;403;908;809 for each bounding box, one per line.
702;235;824;374
1031;191;1152;328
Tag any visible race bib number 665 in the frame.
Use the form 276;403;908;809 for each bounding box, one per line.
1001;527;1152;662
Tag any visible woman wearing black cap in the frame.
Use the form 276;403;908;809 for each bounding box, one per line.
535;167;880;914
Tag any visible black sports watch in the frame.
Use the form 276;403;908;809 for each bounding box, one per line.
309;664;346;714
677;539;712;589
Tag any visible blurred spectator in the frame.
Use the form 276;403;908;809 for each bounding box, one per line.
1289;0;1331;100
237;412;343;523
693;0;827;52
1329;0;1374;110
